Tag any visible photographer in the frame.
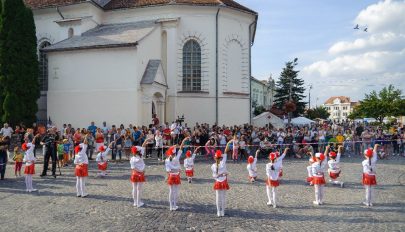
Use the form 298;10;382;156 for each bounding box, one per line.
40;127;60;178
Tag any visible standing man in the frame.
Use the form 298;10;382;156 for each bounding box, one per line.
0;136;10;180
88;122;97;137
40;127;59;178
0;123;14;138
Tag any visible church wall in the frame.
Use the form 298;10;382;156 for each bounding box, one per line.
46;48;140;128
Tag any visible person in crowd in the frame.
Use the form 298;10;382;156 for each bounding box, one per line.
40;128;59;178
13;146;24;177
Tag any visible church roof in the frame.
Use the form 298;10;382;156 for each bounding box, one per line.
43;20;156;52
24;0;256;15
141;60;165;85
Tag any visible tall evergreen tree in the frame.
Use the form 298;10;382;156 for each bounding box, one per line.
274;58;306;117
0;0;39;125
0;0;4;123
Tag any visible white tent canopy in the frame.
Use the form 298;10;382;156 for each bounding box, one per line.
252;112;285;129
291;116;315;126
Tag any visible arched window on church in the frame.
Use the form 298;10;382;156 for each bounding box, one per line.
39;41;51;91
182;40;201;91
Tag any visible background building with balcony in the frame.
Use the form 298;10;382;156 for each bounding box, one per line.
322;96;358;122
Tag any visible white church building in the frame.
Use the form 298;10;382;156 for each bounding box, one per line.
25;0;258;128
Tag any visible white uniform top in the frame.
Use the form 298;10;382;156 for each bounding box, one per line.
247;157;258;177
96;148;111;164
130;155;145;172
266;152;286;180
211;154;228;182
134;146;146;157
184;153;197;170
362;151;377;175
23;143;36;165
74;144;88;165
311;155;328;177
328;152;341;173
165;149;182;173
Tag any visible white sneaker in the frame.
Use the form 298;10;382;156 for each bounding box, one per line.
340;182;344;188
137;202;144;208
81;193;88;198
313;201;320;205
273;204;277;208
266;201;272;206
133;202;137;207
220;211;225;217
362;202;370;206
30;189;38;192
369;203;373;207
217;212;221;217
172;206;178;211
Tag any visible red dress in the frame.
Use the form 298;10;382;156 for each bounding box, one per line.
130;170;146;183
266;179;280;187
75;164;88;177
24;164;35;175
98;162;108;171
167;173;181;185
362;173;377;185
185;169;194;177
213;178;230;190
312;174;326;185
329;171;340;180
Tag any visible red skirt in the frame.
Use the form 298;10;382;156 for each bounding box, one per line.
279;169;283;177
167;173;181;185
24;164;35;175
185;169;194;177
306;176;313;183
329;171;340;180
98;162;108;171
266;179;280;187
312;175;325;185
362;173;377;186
130;170;146;183
214;179;230;190
75;164;88;177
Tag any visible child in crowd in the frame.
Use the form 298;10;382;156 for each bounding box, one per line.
63;139;70;166
13;147;23;177
265;148;288;208
232;135;239;163
247;150;259;183
57;140;64;168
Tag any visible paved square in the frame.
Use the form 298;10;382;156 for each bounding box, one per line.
0;154;404;231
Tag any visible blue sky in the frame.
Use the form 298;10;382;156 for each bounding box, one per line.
237;0;405;105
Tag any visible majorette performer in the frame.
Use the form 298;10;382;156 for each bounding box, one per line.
306;152;316;185
212;141;231;217
310;146;329;205
265;148;288;208
22;134;40;192
362;144;379;207
327;145;344;187
247;150;259;183
130;139;150;207
184;146;200;183
95;142;114;177
74;135;89;197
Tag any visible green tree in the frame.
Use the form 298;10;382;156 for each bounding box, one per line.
306;106;330;120
0;0;39;125
274;58;306;117
348;85;404;122
253;105;266;116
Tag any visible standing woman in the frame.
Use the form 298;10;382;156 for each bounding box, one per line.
362;144;379;206
74;134;89;197
212;142;231;217
165;137;188;211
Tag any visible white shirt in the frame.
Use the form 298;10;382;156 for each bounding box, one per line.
130;155;145;171
362;152;377;174
23;143;36;165
211;154;228;182
247;157;258;177
184;153;197;170
311;156;328;177
74;144;88;165
0;127;13;137
266;152;286;180
328;152;341;172
165;149;182;173
155;135;163;148
96;148;111;164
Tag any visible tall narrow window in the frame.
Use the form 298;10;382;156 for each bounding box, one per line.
182;40;201;91
39;41;51;91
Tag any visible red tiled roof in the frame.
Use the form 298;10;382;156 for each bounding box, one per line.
25;0;257;14
324;96;351;104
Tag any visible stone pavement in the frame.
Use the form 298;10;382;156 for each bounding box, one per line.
0;154;404;232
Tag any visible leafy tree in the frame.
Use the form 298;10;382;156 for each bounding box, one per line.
306;106;330;120
0;0;39;125
274;58;306;117
348;85;404;122
253;105;266;116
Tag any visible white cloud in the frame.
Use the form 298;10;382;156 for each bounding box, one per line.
302;0;405;104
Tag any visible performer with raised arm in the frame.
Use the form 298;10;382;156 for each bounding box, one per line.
184;146;200;183
212;141;231;217
247;150;259;183
362;144;379;207
311;146;329;205
130;139;150;207
328;145;344;187
22;134;40;192
74;134;89;197
95;141;114;177
265;148;288;208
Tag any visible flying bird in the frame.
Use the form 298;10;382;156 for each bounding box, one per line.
364;27;368;32
354;24;359;29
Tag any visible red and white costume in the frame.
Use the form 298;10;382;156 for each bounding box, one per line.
130;146;146;207
362;148;377;206
22;143;37;192
211;150;229;217
165;146;182;211
74;143;88;197
265;151;286;207
247;156;258;182
328;151;344;187
306;157;316;184
184;151;196;182
96;146;110;176
311;153;327;205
